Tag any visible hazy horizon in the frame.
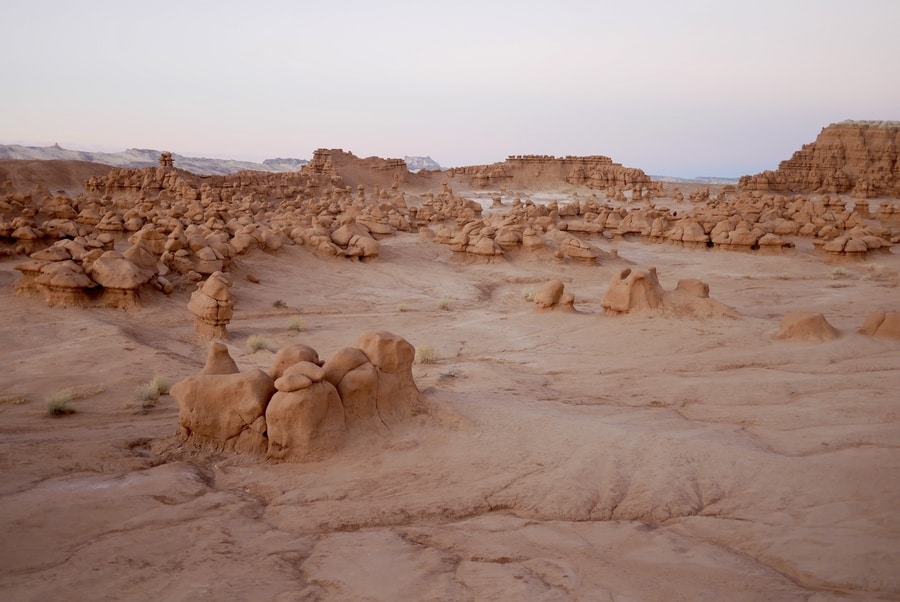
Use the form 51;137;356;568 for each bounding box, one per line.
2;1;899;178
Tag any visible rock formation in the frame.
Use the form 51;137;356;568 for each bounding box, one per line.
774;311;840;342
187;271;234;339
171;331;422;461
444;154;650;191
859;311;900;339
533;279;575;311
601;267;736;318
739;121;900;197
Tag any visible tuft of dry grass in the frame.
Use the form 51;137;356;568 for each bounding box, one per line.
415;344;438;365
438;299;451;311
246;334;273;353
129;384;160;414
47;391;76;416
272;299;288;309
522;287;536;301
288;315;307;333
828;266;849;280
148;375;170;396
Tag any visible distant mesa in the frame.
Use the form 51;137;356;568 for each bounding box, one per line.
739;120;900;197
444;154;650;191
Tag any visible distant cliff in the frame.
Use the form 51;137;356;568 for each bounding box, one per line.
739;121;900;197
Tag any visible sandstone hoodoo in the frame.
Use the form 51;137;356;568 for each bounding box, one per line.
187;271;234;339
600;267;736;318
739;121;900;197
171;331;422;461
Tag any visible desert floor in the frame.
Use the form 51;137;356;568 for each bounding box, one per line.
1;194;899;601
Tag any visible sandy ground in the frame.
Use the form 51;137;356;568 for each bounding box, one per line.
1;206;899;601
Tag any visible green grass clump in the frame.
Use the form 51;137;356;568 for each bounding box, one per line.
415;344;438;365
246;334;273;353
288;315;307;333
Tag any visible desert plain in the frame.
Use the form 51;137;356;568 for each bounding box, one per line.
1;124;899;601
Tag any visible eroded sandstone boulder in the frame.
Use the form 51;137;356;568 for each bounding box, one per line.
775;312;839;342
187;271;234;339
859;311;900;339
171;368;275;454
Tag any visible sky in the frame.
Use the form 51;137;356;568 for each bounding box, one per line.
2;0;899;178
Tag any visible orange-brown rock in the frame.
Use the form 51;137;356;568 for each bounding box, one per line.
739;121;900;196
601;268;736;318
534;279;575;311
601;268;665;313
775;311;839;342
187;271;234;339
444;154;650;190
171;369;275;454
859;311;900;339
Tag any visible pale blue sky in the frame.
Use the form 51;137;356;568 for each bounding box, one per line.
2;0;898;177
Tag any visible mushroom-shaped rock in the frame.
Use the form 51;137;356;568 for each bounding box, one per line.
88;251;153;290
171;369;275;454
558;237;599;262
34;260;94;307
86;250;154;307
601;267;665;314
201;342;240;375
269;344;322;379
775;312;839;342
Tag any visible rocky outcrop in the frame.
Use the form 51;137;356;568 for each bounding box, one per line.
444;154;650;191
187;271;234;339
859;311;900;339
601;267;736;318
171;332;422;461
171;369;275;454
739;121;900;197
533;279;575;311
775;311;840;342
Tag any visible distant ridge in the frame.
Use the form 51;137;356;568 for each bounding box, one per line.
650;175;739;184
0;144;445;177
0;144;308;176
